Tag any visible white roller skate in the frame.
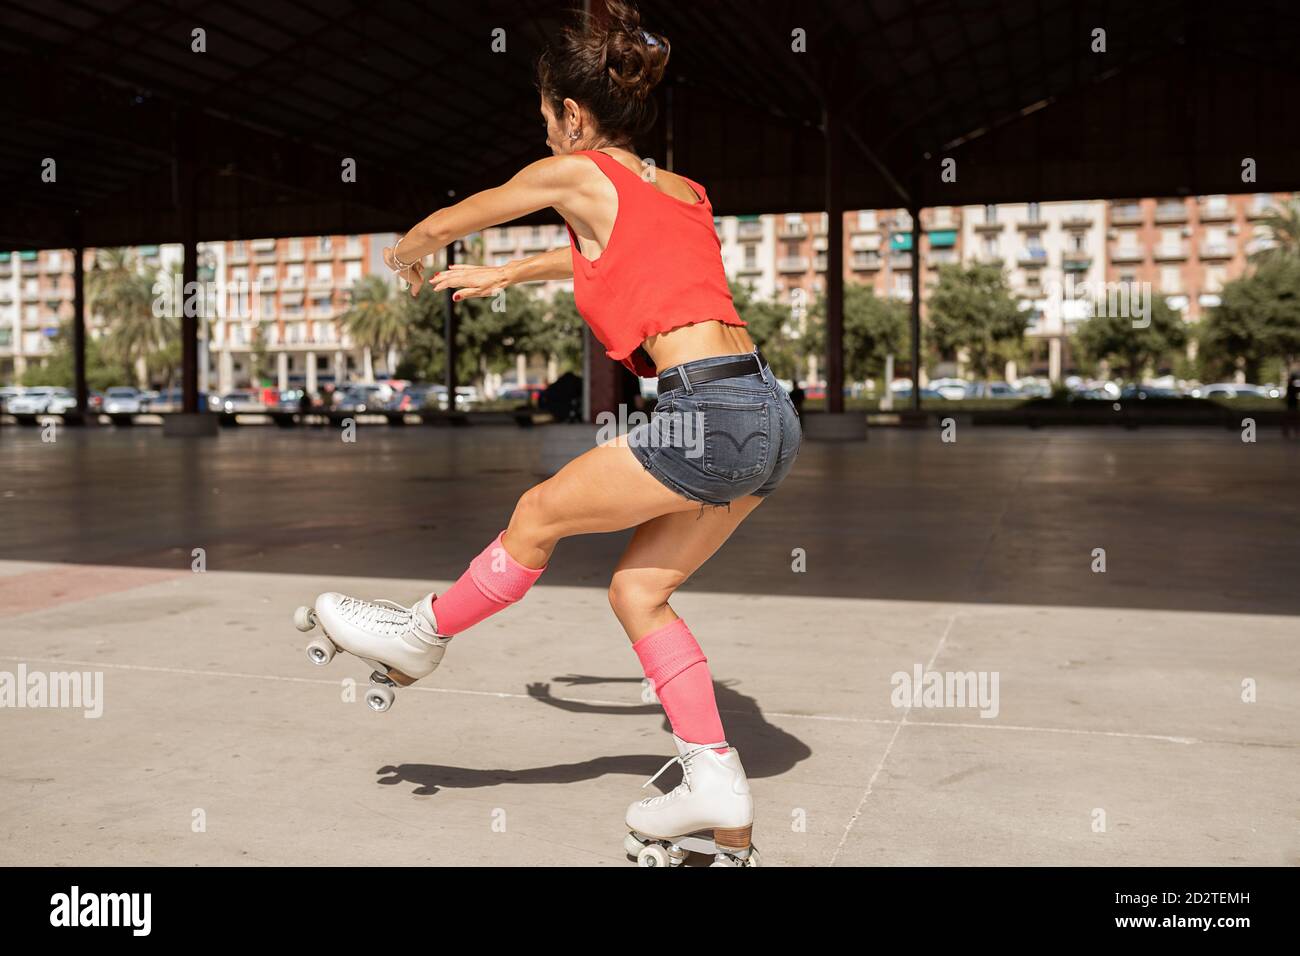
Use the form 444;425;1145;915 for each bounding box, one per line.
624;733;761;867
294;591;451;713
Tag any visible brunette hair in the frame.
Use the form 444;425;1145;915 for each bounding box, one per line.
535;0;670;146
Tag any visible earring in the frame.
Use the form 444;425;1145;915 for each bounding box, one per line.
569;130;579;141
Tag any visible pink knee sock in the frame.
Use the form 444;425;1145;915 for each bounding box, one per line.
632;618;729;755
430;530;546;636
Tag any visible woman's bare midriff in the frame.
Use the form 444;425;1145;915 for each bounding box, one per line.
642;320;756;372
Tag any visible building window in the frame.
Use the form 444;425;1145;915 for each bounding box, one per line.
984;204;997;224
1027;202;1040;223
1160;266;1182;294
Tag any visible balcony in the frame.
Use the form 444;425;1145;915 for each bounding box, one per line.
1062;212;1094;227
1154;202;1188;223
973;219;1002;233
487;233;516;252
850;234;881;252
341;242;365;259
255;277;278;292
1198;201;1234;222
1018;249;1048;267
852;252;882;271
1153;242;1189;261
1110;204;1143;225
1110;247;1144;262
308;276;334;291
1062;252;1092;271
1199;241;1234;260
283;275;305;290
891;252;913;270
974;253;1005;266
737;262;764;275
309;243;335;260
254;248;278;264
777;256;809;273
0;264;11;278
1016;219;1046;231
283;243;306;262
813;254;827;271
1247;200;1276;220
736;219;764;240
927;249;958;266
251;238;276;252
228;245;249;264
41;258;65;274
778;221;808;239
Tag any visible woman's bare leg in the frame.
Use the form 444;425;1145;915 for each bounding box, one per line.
607;497;765;641
499;432;721;569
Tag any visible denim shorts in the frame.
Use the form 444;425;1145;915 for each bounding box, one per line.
627;348;802;511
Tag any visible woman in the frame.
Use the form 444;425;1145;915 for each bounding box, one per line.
297;0;800;867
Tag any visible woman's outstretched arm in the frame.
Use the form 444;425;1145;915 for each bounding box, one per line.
427;247;573;300
384;156;580;296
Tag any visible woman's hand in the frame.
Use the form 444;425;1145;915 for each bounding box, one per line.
428;263;511;301
383;246;425;297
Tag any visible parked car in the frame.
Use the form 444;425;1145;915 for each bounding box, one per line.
217;390;266;413
1119;384;1180;400
102;386;144;414
0;386;24;412
141;388;211;413
335;385;386;412
428;385;479;411
928;377;970;401
498;384;545;406
964;381;1020;399
388;386;433;412
6;386;76;414
888;382;945;401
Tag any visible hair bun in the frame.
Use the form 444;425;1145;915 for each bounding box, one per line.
602;1;669;102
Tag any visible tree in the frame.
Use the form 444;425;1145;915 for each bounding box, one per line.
521;289;584;375
1250;196;1300;264
731;279;803;380
340;275;408;378
20;319;127;391
87;247;173;387
805;281;908;384
1201;255;1300;379
1076;295;1187;380
925;263;1029;378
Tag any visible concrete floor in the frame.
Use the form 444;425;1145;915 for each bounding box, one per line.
0;424;1296;866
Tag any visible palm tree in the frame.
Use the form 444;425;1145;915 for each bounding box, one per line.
87;247;174;387
1251;196;1300;263
339;275;408;381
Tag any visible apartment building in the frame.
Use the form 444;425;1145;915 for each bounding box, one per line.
218;233;396;393
766;207;960;382
961;201;1107;380
0;249;74;380
1105;194;1285;322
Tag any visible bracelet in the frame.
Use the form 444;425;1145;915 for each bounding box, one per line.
390;238;417;272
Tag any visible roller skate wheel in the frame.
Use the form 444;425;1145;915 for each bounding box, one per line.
293;606;317;631
305;637;335;666
636;844;670;868
365;684;395;713
623;832;647;857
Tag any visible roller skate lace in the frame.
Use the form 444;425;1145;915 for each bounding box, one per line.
336;597;420;638
637;741;728;808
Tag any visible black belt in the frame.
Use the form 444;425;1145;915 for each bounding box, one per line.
657;350;769;393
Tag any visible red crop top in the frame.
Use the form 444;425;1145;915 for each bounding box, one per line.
563;149;747;378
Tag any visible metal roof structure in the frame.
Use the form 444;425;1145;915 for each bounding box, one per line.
4;0;1299;250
